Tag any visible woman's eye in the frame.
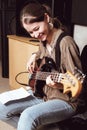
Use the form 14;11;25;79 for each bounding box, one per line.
28;27;39;35
34;27;39;31
29;32;33;34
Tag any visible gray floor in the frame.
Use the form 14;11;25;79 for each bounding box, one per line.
0;61;16;130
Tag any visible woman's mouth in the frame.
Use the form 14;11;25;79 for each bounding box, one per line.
38;34;46;41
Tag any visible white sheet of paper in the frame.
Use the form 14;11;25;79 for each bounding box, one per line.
0;87;30;104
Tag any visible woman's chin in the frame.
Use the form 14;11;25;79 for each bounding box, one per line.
40;37;46;42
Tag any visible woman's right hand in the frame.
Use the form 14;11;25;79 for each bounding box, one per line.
27;61;36;73
27;54;37;73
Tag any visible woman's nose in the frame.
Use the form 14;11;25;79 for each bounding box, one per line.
33;32;39;39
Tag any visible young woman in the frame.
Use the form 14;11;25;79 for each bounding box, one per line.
0;2;86;130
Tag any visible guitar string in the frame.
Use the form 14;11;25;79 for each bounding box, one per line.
30;71;72;85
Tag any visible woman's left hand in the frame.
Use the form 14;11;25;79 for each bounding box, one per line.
46;75;57;88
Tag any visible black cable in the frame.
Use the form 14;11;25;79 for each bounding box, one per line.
15;71;29;86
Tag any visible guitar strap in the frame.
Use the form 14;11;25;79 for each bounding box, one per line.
55;32;69;71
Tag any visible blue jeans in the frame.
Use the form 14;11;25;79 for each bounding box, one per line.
0;90;75;130
17;98;75;130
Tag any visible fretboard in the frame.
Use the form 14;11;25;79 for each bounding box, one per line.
31;71;63;83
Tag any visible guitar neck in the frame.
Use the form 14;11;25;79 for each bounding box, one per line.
33;71;60;82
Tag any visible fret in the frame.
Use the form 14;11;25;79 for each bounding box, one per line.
35;71;60;82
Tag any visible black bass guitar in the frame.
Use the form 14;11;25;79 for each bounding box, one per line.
29;57;84;98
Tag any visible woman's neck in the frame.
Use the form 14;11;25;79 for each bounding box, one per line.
47;28;58;44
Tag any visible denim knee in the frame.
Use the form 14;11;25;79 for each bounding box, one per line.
0;102;11;120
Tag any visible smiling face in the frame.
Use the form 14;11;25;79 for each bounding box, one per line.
22;14;51;42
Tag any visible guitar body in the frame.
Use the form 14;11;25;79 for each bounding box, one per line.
29;57;57;98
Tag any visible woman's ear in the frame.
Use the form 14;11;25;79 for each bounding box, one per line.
44;13;53;30
44;13;50;23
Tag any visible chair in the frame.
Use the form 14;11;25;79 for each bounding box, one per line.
81;45;87;74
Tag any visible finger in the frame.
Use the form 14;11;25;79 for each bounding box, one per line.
46;76;50;85
28;66;33;74
32;62;35;71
